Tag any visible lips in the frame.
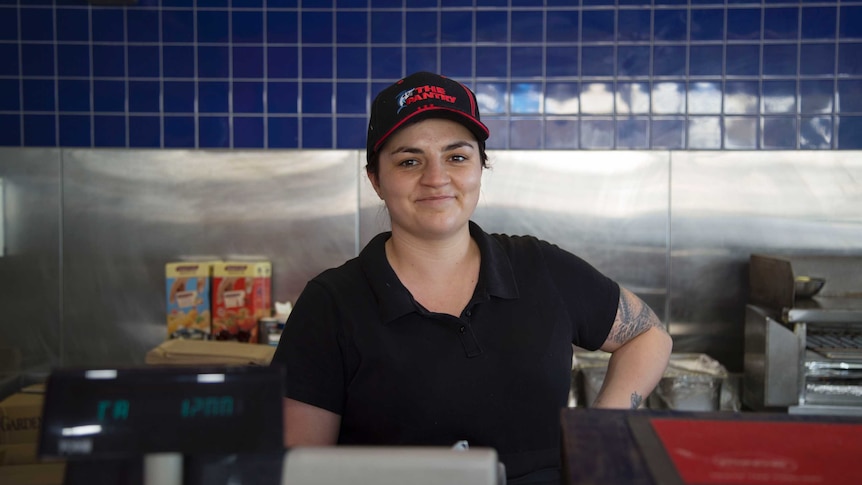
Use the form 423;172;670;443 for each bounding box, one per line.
416;195;454;203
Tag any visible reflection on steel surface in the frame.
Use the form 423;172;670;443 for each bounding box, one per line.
0;148;62;372
57;149;359;366
0;177;4;258
671;151;862;370
1;148;861;374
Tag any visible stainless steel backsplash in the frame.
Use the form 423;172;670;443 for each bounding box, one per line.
1;148;860;374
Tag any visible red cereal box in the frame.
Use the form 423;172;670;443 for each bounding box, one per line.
212;261;272;343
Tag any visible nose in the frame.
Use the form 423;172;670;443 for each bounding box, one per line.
420;158;450;186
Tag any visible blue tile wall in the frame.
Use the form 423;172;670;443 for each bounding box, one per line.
1;0;862;149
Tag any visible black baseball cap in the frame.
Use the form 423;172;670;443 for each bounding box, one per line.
366;72;490;162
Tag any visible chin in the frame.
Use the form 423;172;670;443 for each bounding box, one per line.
426;220;471;238
397;218;468;239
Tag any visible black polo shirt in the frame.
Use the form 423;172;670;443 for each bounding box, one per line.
272;221;619;483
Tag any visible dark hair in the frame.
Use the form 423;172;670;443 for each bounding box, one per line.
366;139;489;178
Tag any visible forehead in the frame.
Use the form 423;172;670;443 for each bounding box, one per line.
383;118;477;149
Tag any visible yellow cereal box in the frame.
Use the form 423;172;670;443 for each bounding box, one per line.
165;262;214;340
212;261;271;343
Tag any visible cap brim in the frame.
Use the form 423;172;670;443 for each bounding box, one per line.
372;107;490;155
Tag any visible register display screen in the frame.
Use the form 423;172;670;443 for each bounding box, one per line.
38;365;284;459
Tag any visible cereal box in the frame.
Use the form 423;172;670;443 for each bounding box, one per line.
165;262;213;340
212;261;272;343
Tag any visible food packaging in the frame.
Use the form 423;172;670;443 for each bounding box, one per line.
165;262;215;340
571;352;612;408
212;261;272;343
258;301;292;347
572;352;738;411
258;317;282;346
0;392;43;445
650;354;730;411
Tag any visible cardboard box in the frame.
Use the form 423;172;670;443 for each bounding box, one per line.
146;339;276;366
166;262;214;340
0;442;37;466
212;261;272;343
0;393;42;445
0;462;65;484
18;384;44;394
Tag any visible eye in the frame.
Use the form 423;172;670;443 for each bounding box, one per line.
450;154;467;163
398;158;419;167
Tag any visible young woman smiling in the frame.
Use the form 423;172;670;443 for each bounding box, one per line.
272;72;672;485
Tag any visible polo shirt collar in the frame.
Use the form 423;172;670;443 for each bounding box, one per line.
469;221;519;301
359;221;520;324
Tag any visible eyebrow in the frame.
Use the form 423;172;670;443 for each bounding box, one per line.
387;140;476;155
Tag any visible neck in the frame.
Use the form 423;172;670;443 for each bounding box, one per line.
385;225;475;278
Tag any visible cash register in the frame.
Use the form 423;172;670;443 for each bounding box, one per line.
38;365;502;485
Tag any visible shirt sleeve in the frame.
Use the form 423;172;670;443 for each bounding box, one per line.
270;279;346;415
537;240;620;351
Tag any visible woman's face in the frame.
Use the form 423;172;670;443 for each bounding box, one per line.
369;118;483;241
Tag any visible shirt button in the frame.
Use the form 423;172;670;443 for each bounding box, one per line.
459;325;466;333
464;310;472;317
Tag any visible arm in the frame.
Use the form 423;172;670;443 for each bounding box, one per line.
592;286;673;409
272;280;345;447
283;398;341;447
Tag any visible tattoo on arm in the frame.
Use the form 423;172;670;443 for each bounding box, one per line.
631;392;643;409
608;288;663;344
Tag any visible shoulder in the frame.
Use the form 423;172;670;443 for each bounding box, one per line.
301;230;391;306
482;226;618;296
310;257;363;289
486;230;589;270
489;232;554;254
471;221;543;258
296;258;375;314
307;230;389;290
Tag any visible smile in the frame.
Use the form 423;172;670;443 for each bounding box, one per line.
417;195;454;203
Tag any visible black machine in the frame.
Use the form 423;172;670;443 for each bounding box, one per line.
38;364;503;485
38;365;285;485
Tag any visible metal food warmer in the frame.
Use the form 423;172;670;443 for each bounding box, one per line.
744;254;862;416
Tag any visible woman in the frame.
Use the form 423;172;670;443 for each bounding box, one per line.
271;72;672;484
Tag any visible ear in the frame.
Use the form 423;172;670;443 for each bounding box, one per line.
367;170;384;200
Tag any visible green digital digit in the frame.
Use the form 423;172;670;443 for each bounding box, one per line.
180;396;234;418
97;399;130;421
97;400;111;421
114;399;129;419
217;396;234;417
180;398;197;418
